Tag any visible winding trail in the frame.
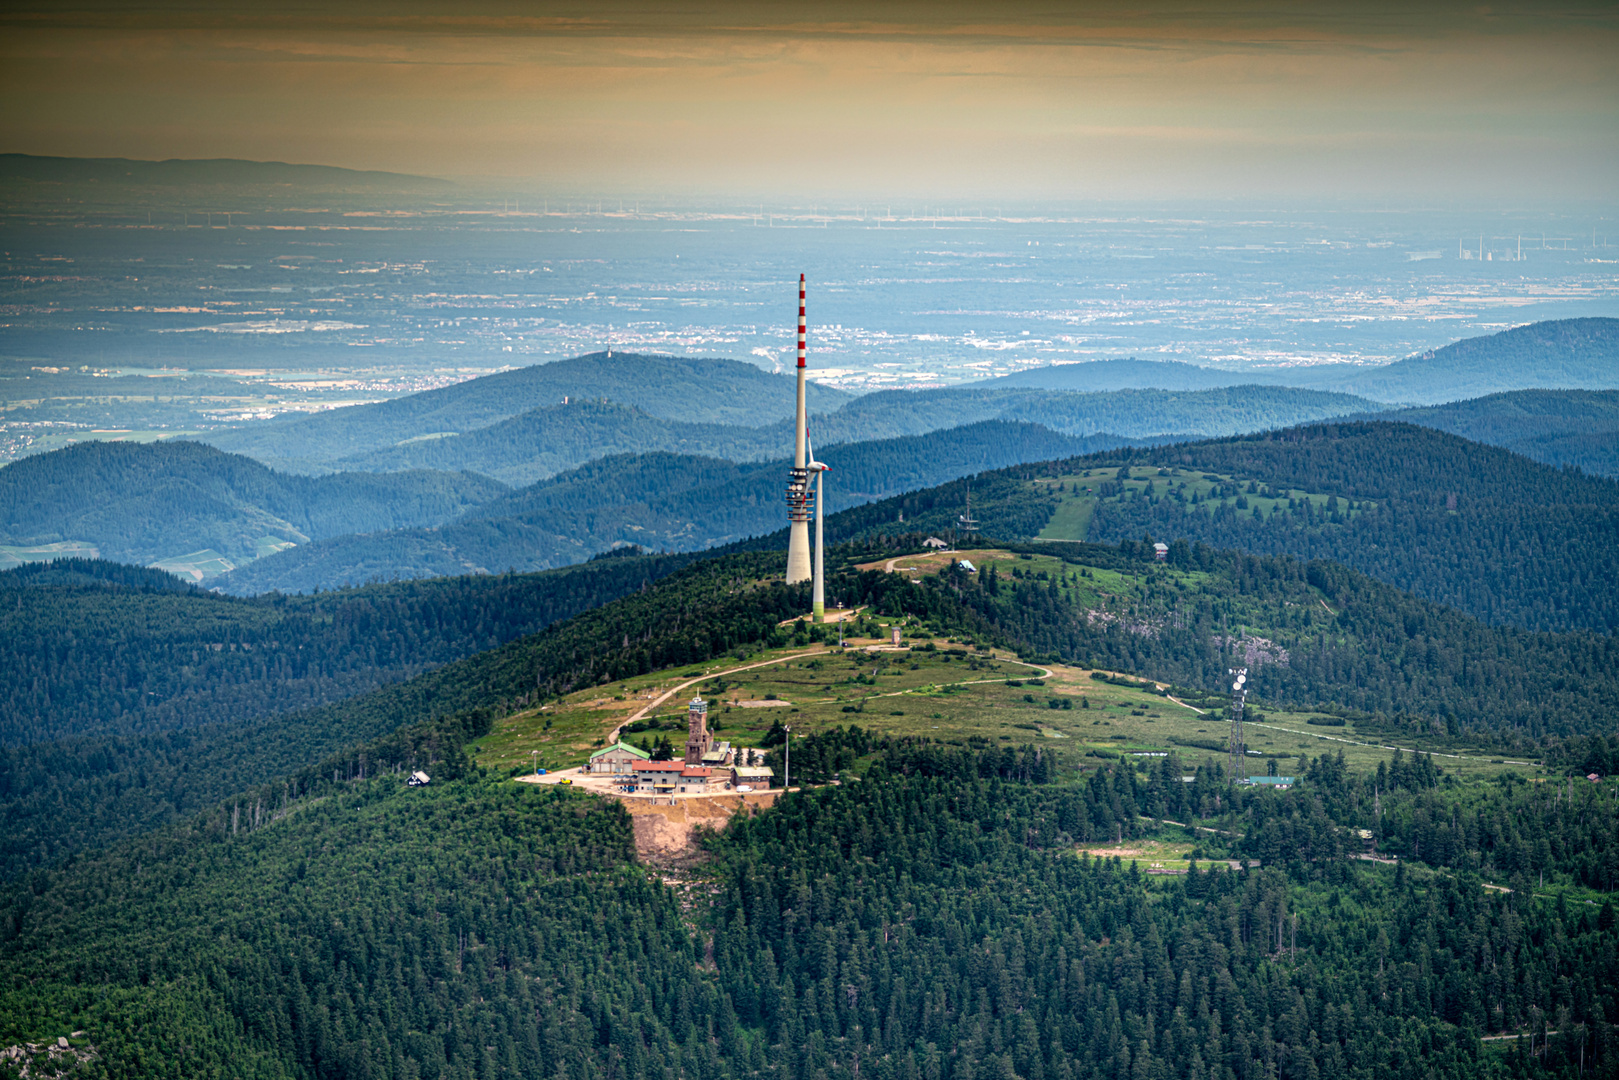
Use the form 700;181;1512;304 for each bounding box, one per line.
1243;720;1469;760
611;648;831;741
610;649;1053;740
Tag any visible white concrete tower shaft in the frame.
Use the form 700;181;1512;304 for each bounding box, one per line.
785;274;812;583
807;433;828;622
813;464;825;620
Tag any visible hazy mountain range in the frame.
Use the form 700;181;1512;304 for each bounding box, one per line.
1305;317;1619;403
0;440;507;569
3;317;1617;593
0;152;451;197
979;318;1619;405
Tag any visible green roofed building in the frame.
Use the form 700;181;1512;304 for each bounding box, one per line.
584;741;651;775
1245;776;1295;789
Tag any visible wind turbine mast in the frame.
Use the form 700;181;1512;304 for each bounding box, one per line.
785;274;813;584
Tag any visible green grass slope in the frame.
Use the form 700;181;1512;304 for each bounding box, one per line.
11;534;1619;879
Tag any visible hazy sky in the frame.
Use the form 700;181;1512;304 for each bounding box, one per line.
3;1;1616;203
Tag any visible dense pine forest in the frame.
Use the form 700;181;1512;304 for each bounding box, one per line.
785;423;1617;635
3;745;1616;1079
3;515;1618;1076
0;439;510;566
1084;423;1619;633
7;534;1618;878
0;551;699;746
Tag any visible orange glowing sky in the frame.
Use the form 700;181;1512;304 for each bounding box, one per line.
3;1;1615;202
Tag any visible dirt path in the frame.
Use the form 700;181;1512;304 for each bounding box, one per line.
612;648;832;741
845;655;1055;707
1139;814;1242;837
1243;720;1468;760
614;647;1051;741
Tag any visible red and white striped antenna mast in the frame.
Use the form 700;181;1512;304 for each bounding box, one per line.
785;274;813;585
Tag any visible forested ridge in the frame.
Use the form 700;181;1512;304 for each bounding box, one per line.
785;384;1382;447
1081;423;1619;633
0;551;699;747
1372;389;1619;478
3;532;1619;1075
3;747;1616;1079
0;550;808;874
984;357;1246;392
0;439;508;566
331;399;787;486
8;533;1619;881
225;420;1128;595
1322;317;1619;403
728;422;1619;636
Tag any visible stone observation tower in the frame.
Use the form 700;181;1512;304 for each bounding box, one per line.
684;697;714;765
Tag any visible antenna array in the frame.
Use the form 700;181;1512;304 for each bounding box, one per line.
1227;666;1249;782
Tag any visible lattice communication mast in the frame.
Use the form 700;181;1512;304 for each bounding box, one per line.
956;488;980;533
1227;666;1249;782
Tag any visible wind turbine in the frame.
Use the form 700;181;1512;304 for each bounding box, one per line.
807;431;830;622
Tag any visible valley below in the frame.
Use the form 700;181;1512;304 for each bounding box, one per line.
3;185;1618;1078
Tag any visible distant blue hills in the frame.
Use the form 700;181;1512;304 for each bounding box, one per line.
5;318;1617;594
0;153;450;191
201;351;1384;482
982;358;1247;392
980;317;1619;405
213;421;1167;594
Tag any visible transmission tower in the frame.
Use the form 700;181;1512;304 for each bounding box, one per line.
1227;666;1249;783
957;488;980;533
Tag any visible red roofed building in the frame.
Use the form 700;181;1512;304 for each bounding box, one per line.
631;760;685;795
629;759;725;795
678;766;716;794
